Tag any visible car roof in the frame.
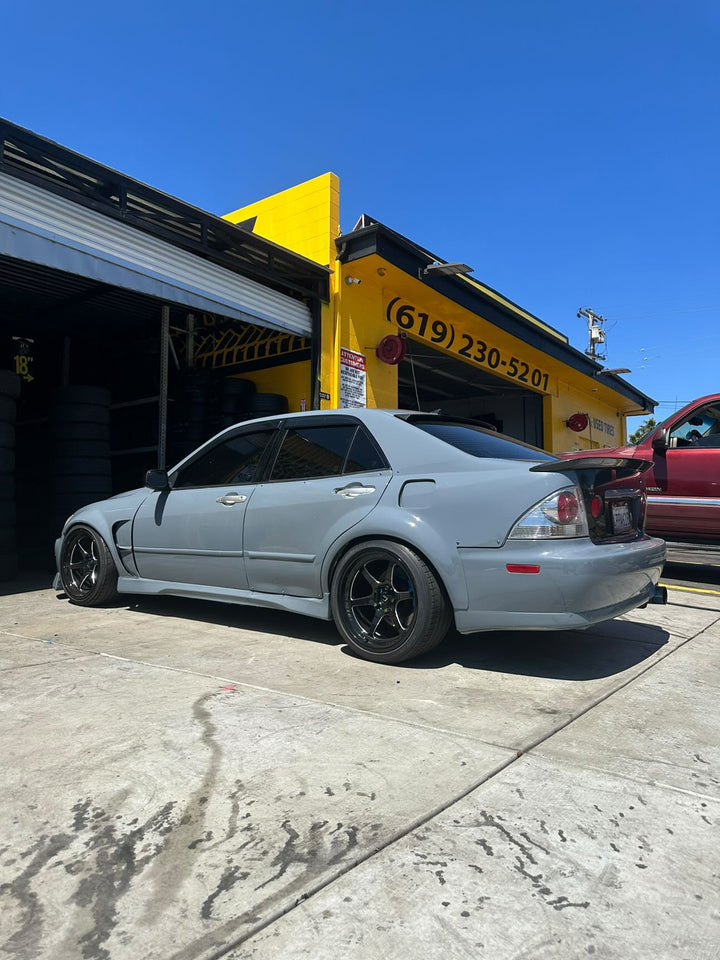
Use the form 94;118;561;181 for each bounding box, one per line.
192;407;550;477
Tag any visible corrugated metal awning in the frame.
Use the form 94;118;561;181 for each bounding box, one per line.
0;172;313;337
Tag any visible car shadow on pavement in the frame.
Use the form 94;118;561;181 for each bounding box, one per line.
30;575;671;682
120;595;670;681
123;594;344;647
393;619;670;681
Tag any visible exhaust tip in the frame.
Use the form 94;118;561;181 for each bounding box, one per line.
650;585;668;605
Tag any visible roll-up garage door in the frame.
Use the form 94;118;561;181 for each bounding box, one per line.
0;172;313;337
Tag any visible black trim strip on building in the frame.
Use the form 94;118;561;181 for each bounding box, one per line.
336;221;656;414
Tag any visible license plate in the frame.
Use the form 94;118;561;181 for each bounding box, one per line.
612;503;632;534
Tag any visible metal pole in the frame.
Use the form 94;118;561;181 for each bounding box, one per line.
62;336;71;386
158;305;170;469
309;298;322;409
187;313;195;368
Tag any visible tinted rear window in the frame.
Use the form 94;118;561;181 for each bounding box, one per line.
407;419;555;461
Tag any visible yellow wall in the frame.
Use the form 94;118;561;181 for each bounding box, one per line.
223;175;639;451
333;276;398;409
230;362;311;414
225;173;339;411
332;255;632;450
224;173;340;268
552;380;624;452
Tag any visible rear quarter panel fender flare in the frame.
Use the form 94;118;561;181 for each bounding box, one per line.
322;505;470;612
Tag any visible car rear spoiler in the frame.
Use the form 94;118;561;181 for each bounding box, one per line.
530;456;653;475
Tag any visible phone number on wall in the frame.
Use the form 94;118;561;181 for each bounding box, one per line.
386;298;550;392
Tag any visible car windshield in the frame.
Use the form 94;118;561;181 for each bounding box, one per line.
404;417;556;461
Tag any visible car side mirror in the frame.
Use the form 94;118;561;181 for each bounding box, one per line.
145;468;170;490
651;429;669;453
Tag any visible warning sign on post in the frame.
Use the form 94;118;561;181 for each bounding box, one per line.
340;347;367;408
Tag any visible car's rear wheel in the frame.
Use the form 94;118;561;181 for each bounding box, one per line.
331;540;451;664
59;525;118;606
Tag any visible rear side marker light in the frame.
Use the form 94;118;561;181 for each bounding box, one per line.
506;564;540;574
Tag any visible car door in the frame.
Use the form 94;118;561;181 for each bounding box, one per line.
649;402;720;538
132;425;277;588
243;417;392;598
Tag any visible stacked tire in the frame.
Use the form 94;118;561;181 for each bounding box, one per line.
168;369;218;462
168;371;289;462
0;370;20;581
249;393;289;417
51;386;113;533
210;377;256;433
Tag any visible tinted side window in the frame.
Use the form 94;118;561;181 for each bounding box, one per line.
174;430;274;487
345;427;387;472
409;419;555;461
270;425;357;480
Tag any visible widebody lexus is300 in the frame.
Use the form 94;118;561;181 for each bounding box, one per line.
55;409;666;664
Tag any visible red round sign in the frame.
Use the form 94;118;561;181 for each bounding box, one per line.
376;335;407;365
567;412;589;432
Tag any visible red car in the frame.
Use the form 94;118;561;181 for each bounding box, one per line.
566;395;720;544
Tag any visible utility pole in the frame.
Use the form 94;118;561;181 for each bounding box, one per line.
578;307;606;360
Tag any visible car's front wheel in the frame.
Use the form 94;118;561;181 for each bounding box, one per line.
59;525;118;606
331;540;451;664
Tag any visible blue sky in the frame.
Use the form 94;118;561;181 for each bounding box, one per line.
3;0;718;432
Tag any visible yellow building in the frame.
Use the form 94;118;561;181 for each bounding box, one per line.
223;173;654;453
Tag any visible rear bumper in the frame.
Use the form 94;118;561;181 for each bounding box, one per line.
454;535;666;634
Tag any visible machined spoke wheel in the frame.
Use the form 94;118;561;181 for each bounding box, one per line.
59;525;118;606
331;540;451;664
346;557;417;645
66;535;100;593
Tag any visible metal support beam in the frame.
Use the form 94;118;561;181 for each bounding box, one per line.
62;336;71;386
187;313;195;368
310;298;322;409
158;305;170;469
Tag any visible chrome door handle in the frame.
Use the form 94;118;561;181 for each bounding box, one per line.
216;493;248;506
334;482;376;498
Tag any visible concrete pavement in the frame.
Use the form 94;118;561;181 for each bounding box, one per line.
0;575;718;959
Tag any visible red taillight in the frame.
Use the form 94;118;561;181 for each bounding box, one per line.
590;495;603;519
557;491;579;524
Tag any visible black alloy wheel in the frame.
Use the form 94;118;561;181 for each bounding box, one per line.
331;540;450;664
59;525;118;606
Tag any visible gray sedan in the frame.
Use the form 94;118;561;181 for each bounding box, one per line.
54;409;666;664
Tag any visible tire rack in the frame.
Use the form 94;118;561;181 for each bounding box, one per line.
51;386;113;535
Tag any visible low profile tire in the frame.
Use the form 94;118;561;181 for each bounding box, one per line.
54;440;110;459
53;458;112;477
52;422;109;442
0;422;15;448
330;540;451;664
0;397;17;422
52;403;110;425
59;524;118;606
250;393;288;415
0;370;21;399
54;385;111;406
